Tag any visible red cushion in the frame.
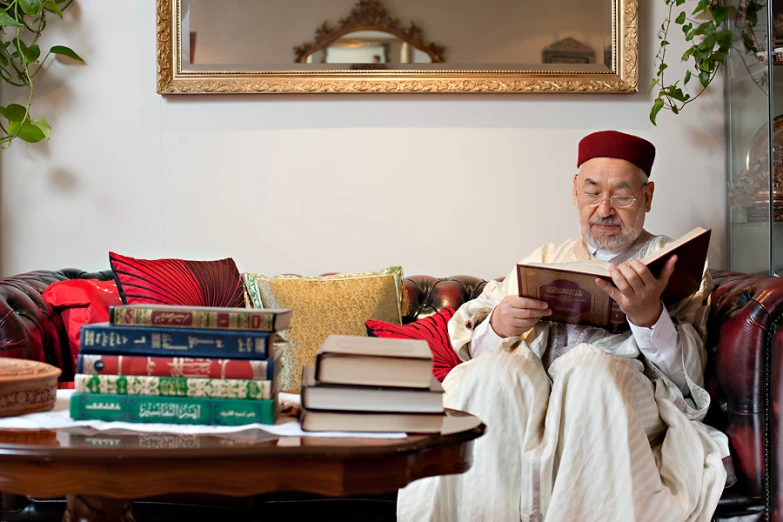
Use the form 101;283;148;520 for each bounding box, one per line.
42;279;123;370
366;307;461;382
109;252;245;308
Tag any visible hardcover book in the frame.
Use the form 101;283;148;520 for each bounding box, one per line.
299;406;444;433
516;227;710;332
74;373;278;400
110;304;292;333
77;354;276;380
300;366;443;413
79;323;277;359
69;393;277;426
315;335;433;389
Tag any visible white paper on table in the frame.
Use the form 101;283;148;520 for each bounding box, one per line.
0;390;406;439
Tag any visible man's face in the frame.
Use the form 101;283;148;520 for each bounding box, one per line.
572;157;654;252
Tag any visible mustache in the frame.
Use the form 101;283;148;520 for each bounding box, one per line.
590;216;622;226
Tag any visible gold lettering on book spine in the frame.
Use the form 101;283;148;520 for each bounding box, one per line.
114;307;274;331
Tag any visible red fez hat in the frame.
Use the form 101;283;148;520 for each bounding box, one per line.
577;130;656;178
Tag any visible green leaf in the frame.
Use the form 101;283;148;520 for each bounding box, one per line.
0;10;22;26
22;43;40;64
661;40;670;46
682;48;695;61
692;0;709;14
748;7;757;26
716;30;732;49
672;105;680;115
684;70;692;84
6;121;20;135
675;0;686;5
18;0;43;16
50;45;84;63
667;86;688;102
31;117;50;139
649;78;659;94
650;98;665;125
659;63;669;74
43;1;62;18
16;122;45;143
675;11;686;24
709;6;731;25
699;70;710;87
3;104;28;123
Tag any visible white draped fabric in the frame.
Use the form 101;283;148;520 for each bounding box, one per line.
397;233;729;522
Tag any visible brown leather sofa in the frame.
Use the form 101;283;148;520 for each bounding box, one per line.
0;268;777;522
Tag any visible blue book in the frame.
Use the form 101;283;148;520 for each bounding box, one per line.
79;322;275;360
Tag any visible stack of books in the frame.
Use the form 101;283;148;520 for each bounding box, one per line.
299;334;444;433
69;304;291;427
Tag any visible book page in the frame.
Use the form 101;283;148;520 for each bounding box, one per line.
520;259;612;277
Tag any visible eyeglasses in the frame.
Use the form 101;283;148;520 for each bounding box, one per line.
577;183;648;209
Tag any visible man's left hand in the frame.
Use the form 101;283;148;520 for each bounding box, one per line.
595;255;678;328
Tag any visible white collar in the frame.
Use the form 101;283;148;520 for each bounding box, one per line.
585;241;626;261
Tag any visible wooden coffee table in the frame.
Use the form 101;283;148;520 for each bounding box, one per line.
0;409;484;522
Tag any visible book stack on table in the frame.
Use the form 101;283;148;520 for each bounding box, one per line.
300;335;444;433
69;304;291;426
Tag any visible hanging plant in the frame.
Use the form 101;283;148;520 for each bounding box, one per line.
650;0;735;125
0;0;84;149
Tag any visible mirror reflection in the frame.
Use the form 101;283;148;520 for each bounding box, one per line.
303;30;434;65
181;0;614;72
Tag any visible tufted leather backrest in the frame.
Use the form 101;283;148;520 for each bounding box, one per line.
1;268;780;511
706;270;783;503
403;275;495;323
0;269;113;382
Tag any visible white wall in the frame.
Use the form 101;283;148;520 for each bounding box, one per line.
0;0;726;281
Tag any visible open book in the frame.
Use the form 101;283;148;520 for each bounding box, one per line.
516;227;711;332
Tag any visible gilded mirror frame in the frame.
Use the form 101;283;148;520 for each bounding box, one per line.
156;0;638;94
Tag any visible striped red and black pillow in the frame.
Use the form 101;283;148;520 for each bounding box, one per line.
365;307;461;382
109;252;245;308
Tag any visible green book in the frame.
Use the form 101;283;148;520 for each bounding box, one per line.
74;374;275;400
69;393;277;426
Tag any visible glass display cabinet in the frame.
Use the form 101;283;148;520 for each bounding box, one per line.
726;0;783;275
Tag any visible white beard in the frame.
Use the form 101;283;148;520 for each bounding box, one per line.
580;209;645;252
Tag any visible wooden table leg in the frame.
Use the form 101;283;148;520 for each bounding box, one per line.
63;495;135;522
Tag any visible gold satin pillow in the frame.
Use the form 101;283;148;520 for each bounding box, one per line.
242;267;405;393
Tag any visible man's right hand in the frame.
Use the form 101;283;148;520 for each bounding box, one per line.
489;296;553;338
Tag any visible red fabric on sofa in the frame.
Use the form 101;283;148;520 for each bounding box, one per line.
42;279;122;371
109;252;245;308
366;307;461;382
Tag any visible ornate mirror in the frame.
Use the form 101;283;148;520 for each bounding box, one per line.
157;0;638;94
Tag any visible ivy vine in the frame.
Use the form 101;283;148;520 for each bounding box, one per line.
650;0;734;125
0;0;83;149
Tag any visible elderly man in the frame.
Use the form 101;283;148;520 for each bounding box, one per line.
397;131;729;522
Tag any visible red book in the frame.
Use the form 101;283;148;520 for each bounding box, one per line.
517;227;710;332
76;354;276;381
